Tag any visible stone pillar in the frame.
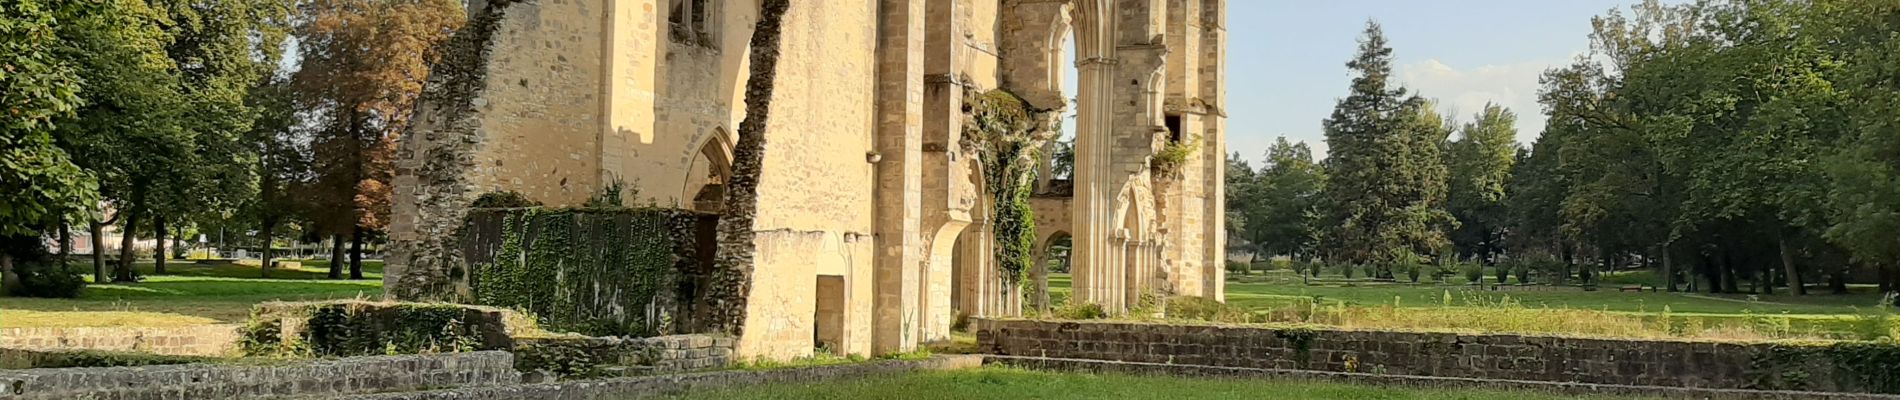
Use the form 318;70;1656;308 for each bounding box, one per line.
1068;0;1116;312
872;0;928;355
1199;0;1227;301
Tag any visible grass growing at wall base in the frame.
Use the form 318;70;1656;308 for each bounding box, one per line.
652;367;1657;400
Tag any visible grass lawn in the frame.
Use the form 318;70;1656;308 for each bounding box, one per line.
1044;272;1895;340
1051;272;1885;316
657;367;1649;400
0;260;384;328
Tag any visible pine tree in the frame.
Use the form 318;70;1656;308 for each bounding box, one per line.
1319;21;1453;272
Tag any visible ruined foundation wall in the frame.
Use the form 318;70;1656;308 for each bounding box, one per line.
976;319;1900;395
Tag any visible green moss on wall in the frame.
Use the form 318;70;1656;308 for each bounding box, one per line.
241;301;516;357
464;208;704;337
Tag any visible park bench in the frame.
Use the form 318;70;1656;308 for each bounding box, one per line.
1617;285;1654;292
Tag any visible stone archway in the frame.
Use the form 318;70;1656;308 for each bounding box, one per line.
681;130;732;213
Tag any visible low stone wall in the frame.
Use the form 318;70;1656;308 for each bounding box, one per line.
987;356;1900;400
513;334;734;379
0;325;240;356
974;319;1900;394
0;351;519;400
340;355;984;400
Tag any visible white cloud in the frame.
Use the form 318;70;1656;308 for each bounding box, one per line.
1396;58;1569;146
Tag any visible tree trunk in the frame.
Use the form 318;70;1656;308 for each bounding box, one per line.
90;221;107;283
153;215;167;275
1775;234;1802;295
1661;244;1676;292
329;234;345;279
58;215;72;269
1720;250;1738;294
259;217;276;278
115;204;140;283
1830;264;1849;294
706;0;791;335
1;253;19;296
349;226;364;280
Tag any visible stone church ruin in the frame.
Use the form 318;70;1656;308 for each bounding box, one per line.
385;0;1229;361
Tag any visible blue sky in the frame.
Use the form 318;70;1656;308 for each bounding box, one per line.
1064;1;1661;165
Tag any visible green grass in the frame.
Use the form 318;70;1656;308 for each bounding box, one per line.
1045;273;1898;340
1;260;383;328
656;367;1652;400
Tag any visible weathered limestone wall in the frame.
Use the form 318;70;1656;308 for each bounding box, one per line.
734;0;880;361
974;319;1898;395
0;325;240;357
460;0;608;206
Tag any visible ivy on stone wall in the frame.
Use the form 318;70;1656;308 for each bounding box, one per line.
467;208;697;337
241;301;513;357
964;89;1057;289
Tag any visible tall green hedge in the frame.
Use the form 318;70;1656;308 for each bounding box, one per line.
465;208;704;337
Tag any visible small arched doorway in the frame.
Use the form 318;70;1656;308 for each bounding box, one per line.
681;130;732;213
1033;231;1072;310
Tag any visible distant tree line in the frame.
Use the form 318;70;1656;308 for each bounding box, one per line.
1229;0;1900;299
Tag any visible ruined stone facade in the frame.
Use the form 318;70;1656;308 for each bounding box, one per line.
387;0;1227;360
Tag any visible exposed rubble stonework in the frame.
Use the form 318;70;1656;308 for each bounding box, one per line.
388;0;1227;361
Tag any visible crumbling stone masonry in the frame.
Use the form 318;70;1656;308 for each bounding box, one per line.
389;0;1228;361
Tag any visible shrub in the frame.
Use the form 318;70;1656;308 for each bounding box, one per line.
1165;296;1257;323
1514;262;1533;284
1341;263;1357;279
243;301;518;357
1290;260;1309;276
1052;302;1107;320
2;236;84;298
471;191;541;208
1462;263;1484;285
1495;264;1510;284
1405;264;1421;283
1225;261;1250;275
15;263;85;298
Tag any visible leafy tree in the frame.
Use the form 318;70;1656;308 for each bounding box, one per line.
1319;21;1454;273
0;0;109;293
294;0;464;279
1447;104;1518;263
1247;138;1326;261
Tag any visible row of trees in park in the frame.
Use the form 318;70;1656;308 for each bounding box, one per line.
1;0;464;296
1230;0;1900;297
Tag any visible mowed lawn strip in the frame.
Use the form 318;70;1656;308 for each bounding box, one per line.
0;260;383;328
654;367;1656;400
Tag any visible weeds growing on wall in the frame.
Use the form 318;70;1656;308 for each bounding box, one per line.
1151;136;1202;179
964;89;1056;289
467;208;693;337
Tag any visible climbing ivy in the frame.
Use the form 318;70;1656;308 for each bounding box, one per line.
964;89;1056;289
467;207;696;337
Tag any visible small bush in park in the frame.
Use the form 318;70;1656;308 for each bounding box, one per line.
1405;264;1421;283
1290;260;1309;277
1052;302;1107;320
1165;296;1258;323
1225;261;1250;275
1341;263;1357;279
2;236;85;298
1462;263;1484;285
1495;264;1510;284
1514;262;1533;284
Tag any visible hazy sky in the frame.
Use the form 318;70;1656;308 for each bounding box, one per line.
1062;1;1664;165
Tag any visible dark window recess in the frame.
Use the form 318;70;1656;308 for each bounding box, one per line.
1165;114;1184;142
